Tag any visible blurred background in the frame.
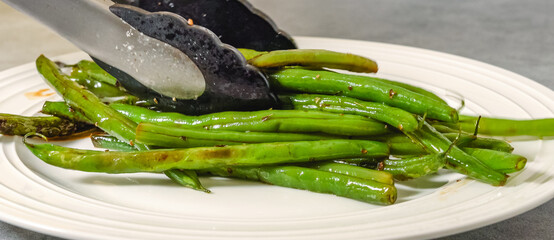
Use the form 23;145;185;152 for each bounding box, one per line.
0;0;553;239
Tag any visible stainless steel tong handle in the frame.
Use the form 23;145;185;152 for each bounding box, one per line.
2;0;205;99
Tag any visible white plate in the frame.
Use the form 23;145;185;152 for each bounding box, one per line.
0;37;553;240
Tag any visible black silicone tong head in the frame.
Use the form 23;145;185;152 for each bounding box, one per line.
98;4;280;115
113;0;296;51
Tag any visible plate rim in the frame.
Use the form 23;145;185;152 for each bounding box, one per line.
0;36;552;240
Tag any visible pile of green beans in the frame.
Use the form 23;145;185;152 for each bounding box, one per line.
1;48;545;206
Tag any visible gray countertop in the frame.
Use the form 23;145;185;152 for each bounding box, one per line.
0;0;553;239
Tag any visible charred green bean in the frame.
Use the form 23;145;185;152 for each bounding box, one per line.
0;113;92;137
25;139;389;173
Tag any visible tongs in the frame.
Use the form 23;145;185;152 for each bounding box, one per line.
3;0;281;113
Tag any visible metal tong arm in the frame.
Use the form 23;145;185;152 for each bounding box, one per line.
2;0;205;99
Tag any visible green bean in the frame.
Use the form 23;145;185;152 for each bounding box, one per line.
60;60;118;86
387;141;426;156
431;124;459;133
58;60;139;103
24;139;389;173
164;169;210;193
268;68;458;122
373;79;447;104
310;158;380;169
38;55;205;191
463;148;526;174
201;166;396;205
111;103;369;124
332;158;380;167
0;113;93;137
449;115;554;138
442;133;514;153
243;49;378;73
383;154;446;180
403;119;507;186
308;162;394;185
42;101;92;124
135;122;339;148
90;135;395;179
69;73;130;99
280;94;418;131
90;134;136;152
238;48;267;60
92;135;385;171
110;103;389;136
373;132;514;155
128;131;236;148
202;118;390;136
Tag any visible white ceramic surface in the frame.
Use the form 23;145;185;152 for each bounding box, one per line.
0;37;552;240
